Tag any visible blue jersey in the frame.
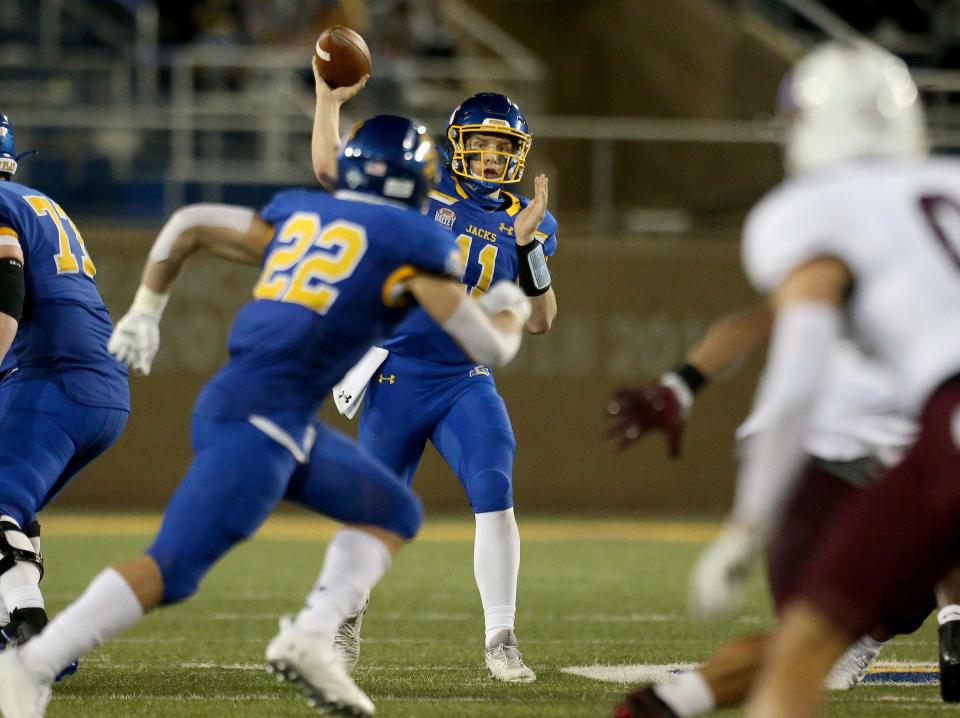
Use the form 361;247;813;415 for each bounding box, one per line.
0;182;128;410
194;189;461;427
383;167;558;365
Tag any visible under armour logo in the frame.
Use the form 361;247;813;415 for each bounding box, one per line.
337;389;353;403
377;373;396;384
498;222;514;236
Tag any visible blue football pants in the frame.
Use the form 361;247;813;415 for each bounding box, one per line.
358;353;516;514
148;415;422;605
0;378;128;527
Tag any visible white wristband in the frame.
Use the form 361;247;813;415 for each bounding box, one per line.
660;371;694;415
131;285;169;320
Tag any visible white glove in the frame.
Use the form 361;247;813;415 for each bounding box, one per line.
107;285;169;376
689;521;763;621
478;280;532;324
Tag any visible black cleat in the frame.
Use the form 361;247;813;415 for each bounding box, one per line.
612;687;679;718
940;620;960;702
0;607;47;646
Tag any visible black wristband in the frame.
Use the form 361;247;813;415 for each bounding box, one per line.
516;239;551;296
673;363;707;395
0;257;24;321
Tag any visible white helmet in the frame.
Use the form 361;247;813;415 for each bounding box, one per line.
780;40;927;176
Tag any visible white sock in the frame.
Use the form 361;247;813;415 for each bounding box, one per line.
940;605;960;624
18;568;144;683
653;671;716;718
0;595;8;626
295;528;391;637
474;508;520;647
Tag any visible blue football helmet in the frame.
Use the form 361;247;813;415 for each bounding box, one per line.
445;93;532;194
337;115;439;209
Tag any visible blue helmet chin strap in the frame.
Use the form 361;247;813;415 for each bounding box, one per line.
458;177;505;211
15;150;38;162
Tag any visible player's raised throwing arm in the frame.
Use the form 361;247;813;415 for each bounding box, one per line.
311;57;368;190
108;203;274;375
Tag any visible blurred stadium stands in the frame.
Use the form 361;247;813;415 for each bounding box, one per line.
3;0;958;232
3;0;960;233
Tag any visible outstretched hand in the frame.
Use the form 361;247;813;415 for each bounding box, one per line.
513;174;548;246
605;382;686;457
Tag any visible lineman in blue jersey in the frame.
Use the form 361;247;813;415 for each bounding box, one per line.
0;115;129;652
315;88;557;682
0;115;532;718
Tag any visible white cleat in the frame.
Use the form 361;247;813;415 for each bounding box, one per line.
824;639;881;690
334;599;368;675
484;629;536;683
0;649;51;718
266;616;375;717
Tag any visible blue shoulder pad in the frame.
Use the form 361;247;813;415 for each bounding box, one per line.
399;213;462;279
0;190;23;234
259;188;318;225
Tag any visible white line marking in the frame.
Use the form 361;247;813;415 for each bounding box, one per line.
55;694;281;702
209;611;681;622
562;664;696;684
564;661;943;685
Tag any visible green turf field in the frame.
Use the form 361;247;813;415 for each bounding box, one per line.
28;514;944;716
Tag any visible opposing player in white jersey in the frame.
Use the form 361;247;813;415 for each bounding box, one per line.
607;306;935;717
666;40;960;717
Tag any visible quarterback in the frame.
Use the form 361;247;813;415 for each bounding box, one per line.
312;64;556;682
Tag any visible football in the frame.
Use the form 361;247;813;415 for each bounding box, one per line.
315;26;372;88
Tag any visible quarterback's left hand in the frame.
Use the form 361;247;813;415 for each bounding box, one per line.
513;174;548;246
689;521;763;621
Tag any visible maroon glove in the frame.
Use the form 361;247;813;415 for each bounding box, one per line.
605;382;686;457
